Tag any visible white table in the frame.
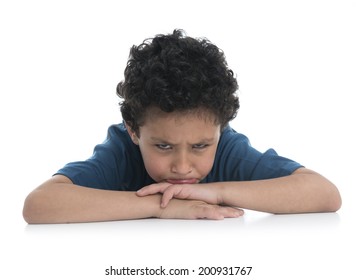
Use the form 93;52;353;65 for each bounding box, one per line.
18;210;350;280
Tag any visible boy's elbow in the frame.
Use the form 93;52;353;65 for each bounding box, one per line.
319;181;342;213
305;170;342;213
23;191;43;224
23;194;35;224
326;188;342;212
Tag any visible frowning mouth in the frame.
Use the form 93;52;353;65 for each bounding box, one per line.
166;178;198;184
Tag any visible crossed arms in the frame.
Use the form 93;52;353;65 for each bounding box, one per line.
23;167;341;224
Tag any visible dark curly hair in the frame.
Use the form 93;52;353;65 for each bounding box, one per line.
117;29;239;134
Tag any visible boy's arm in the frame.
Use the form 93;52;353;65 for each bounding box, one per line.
137;168;342;214
23;175;161;223
218;168;342;213
23;175;242;224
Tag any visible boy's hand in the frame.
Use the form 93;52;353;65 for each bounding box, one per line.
157;198;244;220
137;182;244;220
137;182;220;207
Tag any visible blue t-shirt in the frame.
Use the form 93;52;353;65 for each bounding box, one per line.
55;123;303;190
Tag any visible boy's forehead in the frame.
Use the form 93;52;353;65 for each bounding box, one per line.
143;106;218;125
139;107;221;141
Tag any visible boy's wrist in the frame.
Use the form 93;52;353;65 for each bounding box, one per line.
144;193;164;218
214;181;236;206
204;182;227;205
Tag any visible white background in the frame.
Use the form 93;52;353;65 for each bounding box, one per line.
1;0;355;279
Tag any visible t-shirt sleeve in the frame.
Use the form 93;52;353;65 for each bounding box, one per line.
55;141;121;190
211;127;304;181
248;147;303;180
54;124;148;190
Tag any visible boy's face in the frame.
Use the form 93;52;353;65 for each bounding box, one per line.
127;109;221;184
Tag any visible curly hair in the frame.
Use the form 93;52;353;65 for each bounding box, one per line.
116;29;239;134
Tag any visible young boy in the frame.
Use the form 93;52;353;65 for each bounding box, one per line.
23;29;341;224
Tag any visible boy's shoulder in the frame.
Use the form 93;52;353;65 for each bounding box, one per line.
210;125;302;181
56;123;149;190
219;125;250;147
105;123;134;148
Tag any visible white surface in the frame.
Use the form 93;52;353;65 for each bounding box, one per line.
1;0;355;279
8;211;355;280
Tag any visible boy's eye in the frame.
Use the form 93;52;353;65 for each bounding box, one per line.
193;143;208;149
155;144;172;150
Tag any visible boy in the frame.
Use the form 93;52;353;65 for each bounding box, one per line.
23;29;341;224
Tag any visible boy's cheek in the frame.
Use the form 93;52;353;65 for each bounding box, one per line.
144;160;168;182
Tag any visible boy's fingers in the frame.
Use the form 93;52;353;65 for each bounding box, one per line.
217;207;244;219
161;186;192;207
136;182;172;196
160;189;179;207
197;205;244;220
225;207;244;218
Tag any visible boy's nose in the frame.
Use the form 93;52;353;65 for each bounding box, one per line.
171;152;193;175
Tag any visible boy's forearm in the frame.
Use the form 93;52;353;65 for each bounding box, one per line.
23;181;163;224
218;168;341;214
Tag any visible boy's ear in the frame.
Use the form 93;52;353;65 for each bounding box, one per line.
126;125;139;145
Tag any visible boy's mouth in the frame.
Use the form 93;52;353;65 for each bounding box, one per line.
166;178;198;184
